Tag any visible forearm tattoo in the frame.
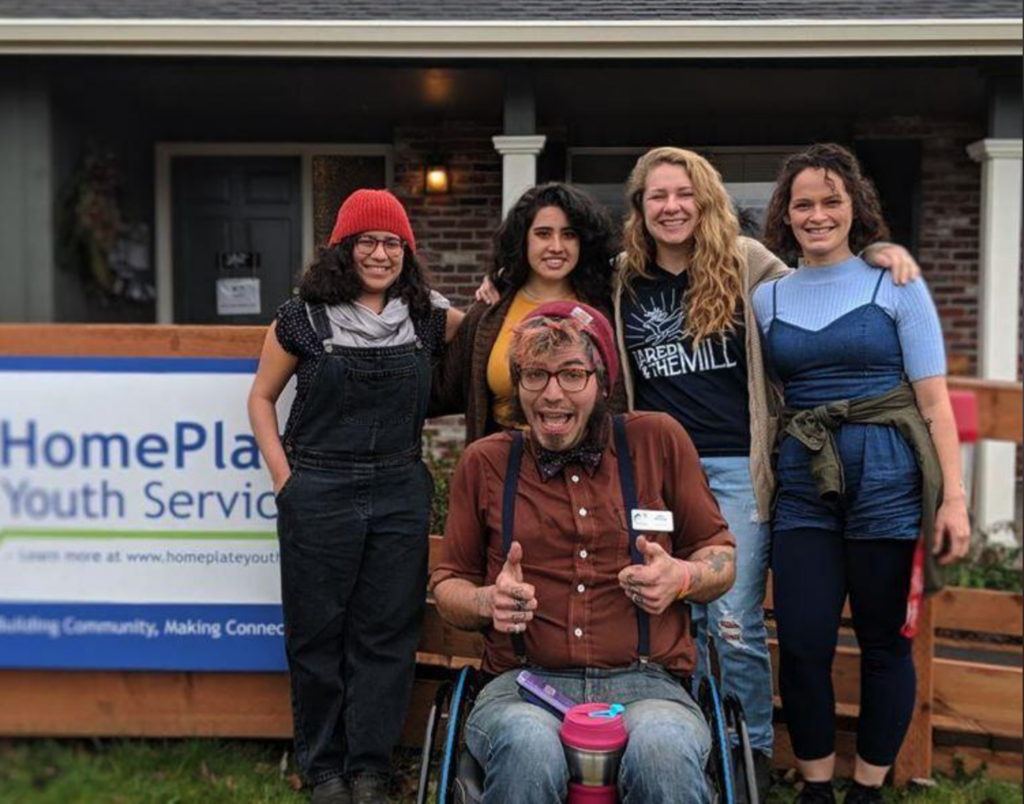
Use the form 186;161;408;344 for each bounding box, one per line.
707;549;735;574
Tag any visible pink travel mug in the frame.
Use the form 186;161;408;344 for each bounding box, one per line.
559;703;629;804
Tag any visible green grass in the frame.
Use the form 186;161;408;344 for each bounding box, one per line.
0;739;1019;804
765;774;1024;804
0;739;307;804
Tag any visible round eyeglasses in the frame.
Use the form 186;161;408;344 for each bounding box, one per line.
517;367;596;393
354;235;405;258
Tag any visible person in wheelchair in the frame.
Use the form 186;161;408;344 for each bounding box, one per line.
431;301;738;804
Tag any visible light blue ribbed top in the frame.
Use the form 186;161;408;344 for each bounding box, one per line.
751;256;946;382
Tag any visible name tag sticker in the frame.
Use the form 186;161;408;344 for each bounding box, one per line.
631;509;675;532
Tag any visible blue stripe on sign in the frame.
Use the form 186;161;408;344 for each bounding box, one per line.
0;356;259;374
0;602;287;672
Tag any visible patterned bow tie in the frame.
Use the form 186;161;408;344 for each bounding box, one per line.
528;417;606;479
534;435;606;481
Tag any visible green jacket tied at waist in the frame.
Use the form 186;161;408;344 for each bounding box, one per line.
781;382;945;594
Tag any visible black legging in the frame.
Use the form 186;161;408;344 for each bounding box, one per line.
772;528;917;766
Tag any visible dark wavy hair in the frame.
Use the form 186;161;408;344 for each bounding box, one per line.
298;236;434;320
488;183;617;306
763;143;890;263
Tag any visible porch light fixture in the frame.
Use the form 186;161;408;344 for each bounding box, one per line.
424;157;451;195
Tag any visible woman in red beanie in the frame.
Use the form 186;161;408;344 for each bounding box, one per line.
248;189;462;804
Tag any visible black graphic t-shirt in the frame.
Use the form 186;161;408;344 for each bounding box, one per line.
623;264;751;457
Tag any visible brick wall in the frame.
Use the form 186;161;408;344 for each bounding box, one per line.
393;121;504;457
393;121;503;310
856;118;987;374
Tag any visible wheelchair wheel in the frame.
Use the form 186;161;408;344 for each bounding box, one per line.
698;675;736;804
416;680;454;804
438;666;474;804
725;694;759;804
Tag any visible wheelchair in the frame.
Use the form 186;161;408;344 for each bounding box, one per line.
415;663;760;804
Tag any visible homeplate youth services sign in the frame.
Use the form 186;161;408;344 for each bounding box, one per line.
0;355;293;671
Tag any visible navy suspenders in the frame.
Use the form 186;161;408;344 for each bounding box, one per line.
500;415;651;666
502;430;528;663
613;415;652;663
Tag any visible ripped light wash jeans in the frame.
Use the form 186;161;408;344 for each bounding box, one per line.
690;456;774;754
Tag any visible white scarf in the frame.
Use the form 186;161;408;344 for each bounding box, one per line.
313;291;449;348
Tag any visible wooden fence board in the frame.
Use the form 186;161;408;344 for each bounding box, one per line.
896;599;936;784
933;659;1024;740
948;377;1024;443
0;671;292;738
934;588;1024;638
0;325;265;359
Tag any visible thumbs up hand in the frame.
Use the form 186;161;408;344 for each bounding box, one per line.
618;536;692;616
488;541;538;635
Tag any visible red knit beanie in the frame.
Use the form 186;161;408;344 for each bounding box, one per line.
523;301;619;391
328;189;416;252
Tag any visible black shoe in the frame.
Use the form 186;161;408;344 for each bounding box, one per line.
844;781;884;804
350;773;389;804
798;780;837;804
311;776;352;804
753;751;773;803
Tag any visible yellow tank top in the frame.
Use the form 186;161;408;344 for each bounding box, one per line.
486;291;574;428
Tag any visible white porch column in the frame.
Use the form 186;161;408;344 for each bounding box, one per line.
492;135;547;216
966;138;1023;530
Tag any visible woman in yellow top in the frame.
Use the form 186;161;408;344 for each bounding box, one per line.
433;182;621;439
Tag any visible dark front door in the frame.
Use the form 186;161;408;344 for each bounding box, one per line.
172;156;302;325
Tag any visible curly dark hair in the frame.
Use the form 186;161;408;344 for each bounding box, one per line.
298;236;434;320
763;143;890;263
488;182;617;307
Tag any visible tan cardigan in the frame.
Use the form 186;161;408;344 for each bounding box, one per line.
612;237;791;523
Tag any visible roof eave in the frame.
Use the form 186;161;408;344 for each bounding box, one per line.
0;18;1020;58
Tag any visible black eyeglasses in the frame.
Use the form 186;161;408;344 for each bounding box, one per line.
517;367;596;393
354;235;405;258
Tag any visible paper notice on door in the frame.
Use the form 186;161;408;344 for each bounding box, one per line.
216;278;262;316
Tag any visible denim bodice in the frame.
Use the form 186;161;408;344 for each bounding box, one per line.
766;272;905;409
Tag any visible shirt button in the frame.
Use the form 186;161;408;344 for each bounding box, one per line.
571;474;580;484
580;549;588;559
577;584;586;594
574;628;584;638
578;507;588;517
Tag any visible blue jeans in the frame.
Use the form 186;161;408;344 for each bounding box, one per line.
691;456;774;754
465;665;711;804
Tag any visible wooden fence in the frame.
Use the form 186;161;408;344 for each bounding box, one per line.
0;325;1020;783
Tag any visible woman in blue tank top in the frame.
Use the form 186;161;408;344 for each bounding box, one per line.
752;144;970;804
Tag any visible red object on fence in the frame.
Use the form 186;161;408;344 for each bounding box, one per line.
949;390;979;444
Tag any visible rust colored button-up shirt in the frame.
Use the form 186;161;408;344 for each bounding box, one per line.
430;412;734;678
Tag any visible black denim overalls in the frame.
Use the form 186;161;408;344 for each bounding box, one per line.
275;303;434;786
